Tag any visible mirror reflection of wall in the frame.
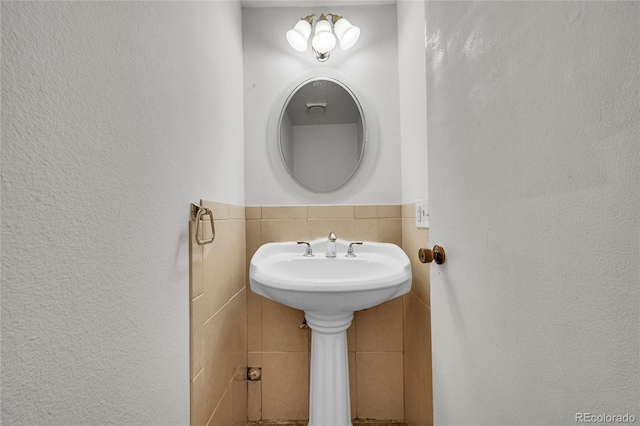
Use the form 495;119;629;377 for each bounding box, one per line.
279;78;365;193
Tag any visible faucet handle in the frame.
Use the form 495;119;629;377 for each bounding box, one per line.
328;231;337;242
345;241;363;258
297;241;314;257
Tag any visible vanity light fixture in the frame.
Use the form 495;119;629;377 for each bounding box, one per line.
286;13;360;62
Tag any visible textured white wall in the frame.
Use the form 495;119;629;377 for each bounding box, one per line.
427;2;639;424
397;0;428;205
1;2;244;424
242;5;401;205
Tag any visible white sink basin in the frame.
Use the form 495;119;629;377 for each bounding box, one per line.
249;237;412;426
249;238;412;313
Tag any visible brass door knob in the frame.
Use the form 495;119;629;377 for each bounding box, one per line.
418;245;446;265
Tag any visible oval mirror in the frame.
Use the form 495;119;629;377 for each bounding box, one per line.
278;77;366;192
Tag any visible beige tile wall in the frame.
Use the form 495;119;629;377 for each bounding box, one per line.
245;205;405;422
190;201;247;426
401;204;433;426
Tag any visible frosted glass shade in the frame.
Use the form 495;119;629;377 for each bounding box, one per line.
311;19;336;53
333;18;360;50
286;19;312;52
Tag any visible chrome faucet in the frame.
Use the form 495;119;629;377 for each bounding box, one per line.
345;241;363;258
298;241;314;257
326;231;337;257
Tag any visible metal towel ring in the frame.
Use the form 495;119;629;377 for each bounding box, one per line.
195;206;215;246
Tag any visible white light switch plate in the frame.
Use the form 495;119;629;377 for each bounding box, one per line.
415;199;429;228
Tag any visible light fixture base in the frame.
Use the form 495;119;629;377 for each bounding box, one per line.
312;47;331;62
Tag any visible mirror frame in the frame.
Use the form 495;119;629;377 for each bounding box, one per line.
277;76;367;193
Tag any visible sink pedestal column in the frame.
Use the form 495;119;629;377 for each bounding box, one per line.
305;311;354;426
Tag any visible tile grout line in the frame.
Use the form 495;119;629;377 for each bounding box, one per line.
203;285;247;326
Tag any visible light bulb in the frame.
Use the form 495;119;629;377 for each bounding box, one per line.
286;19;312;52
333;18;360;50
311;19;336;54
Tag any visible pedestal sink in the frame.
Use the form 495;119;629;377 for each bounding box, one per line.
249;238;412;426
